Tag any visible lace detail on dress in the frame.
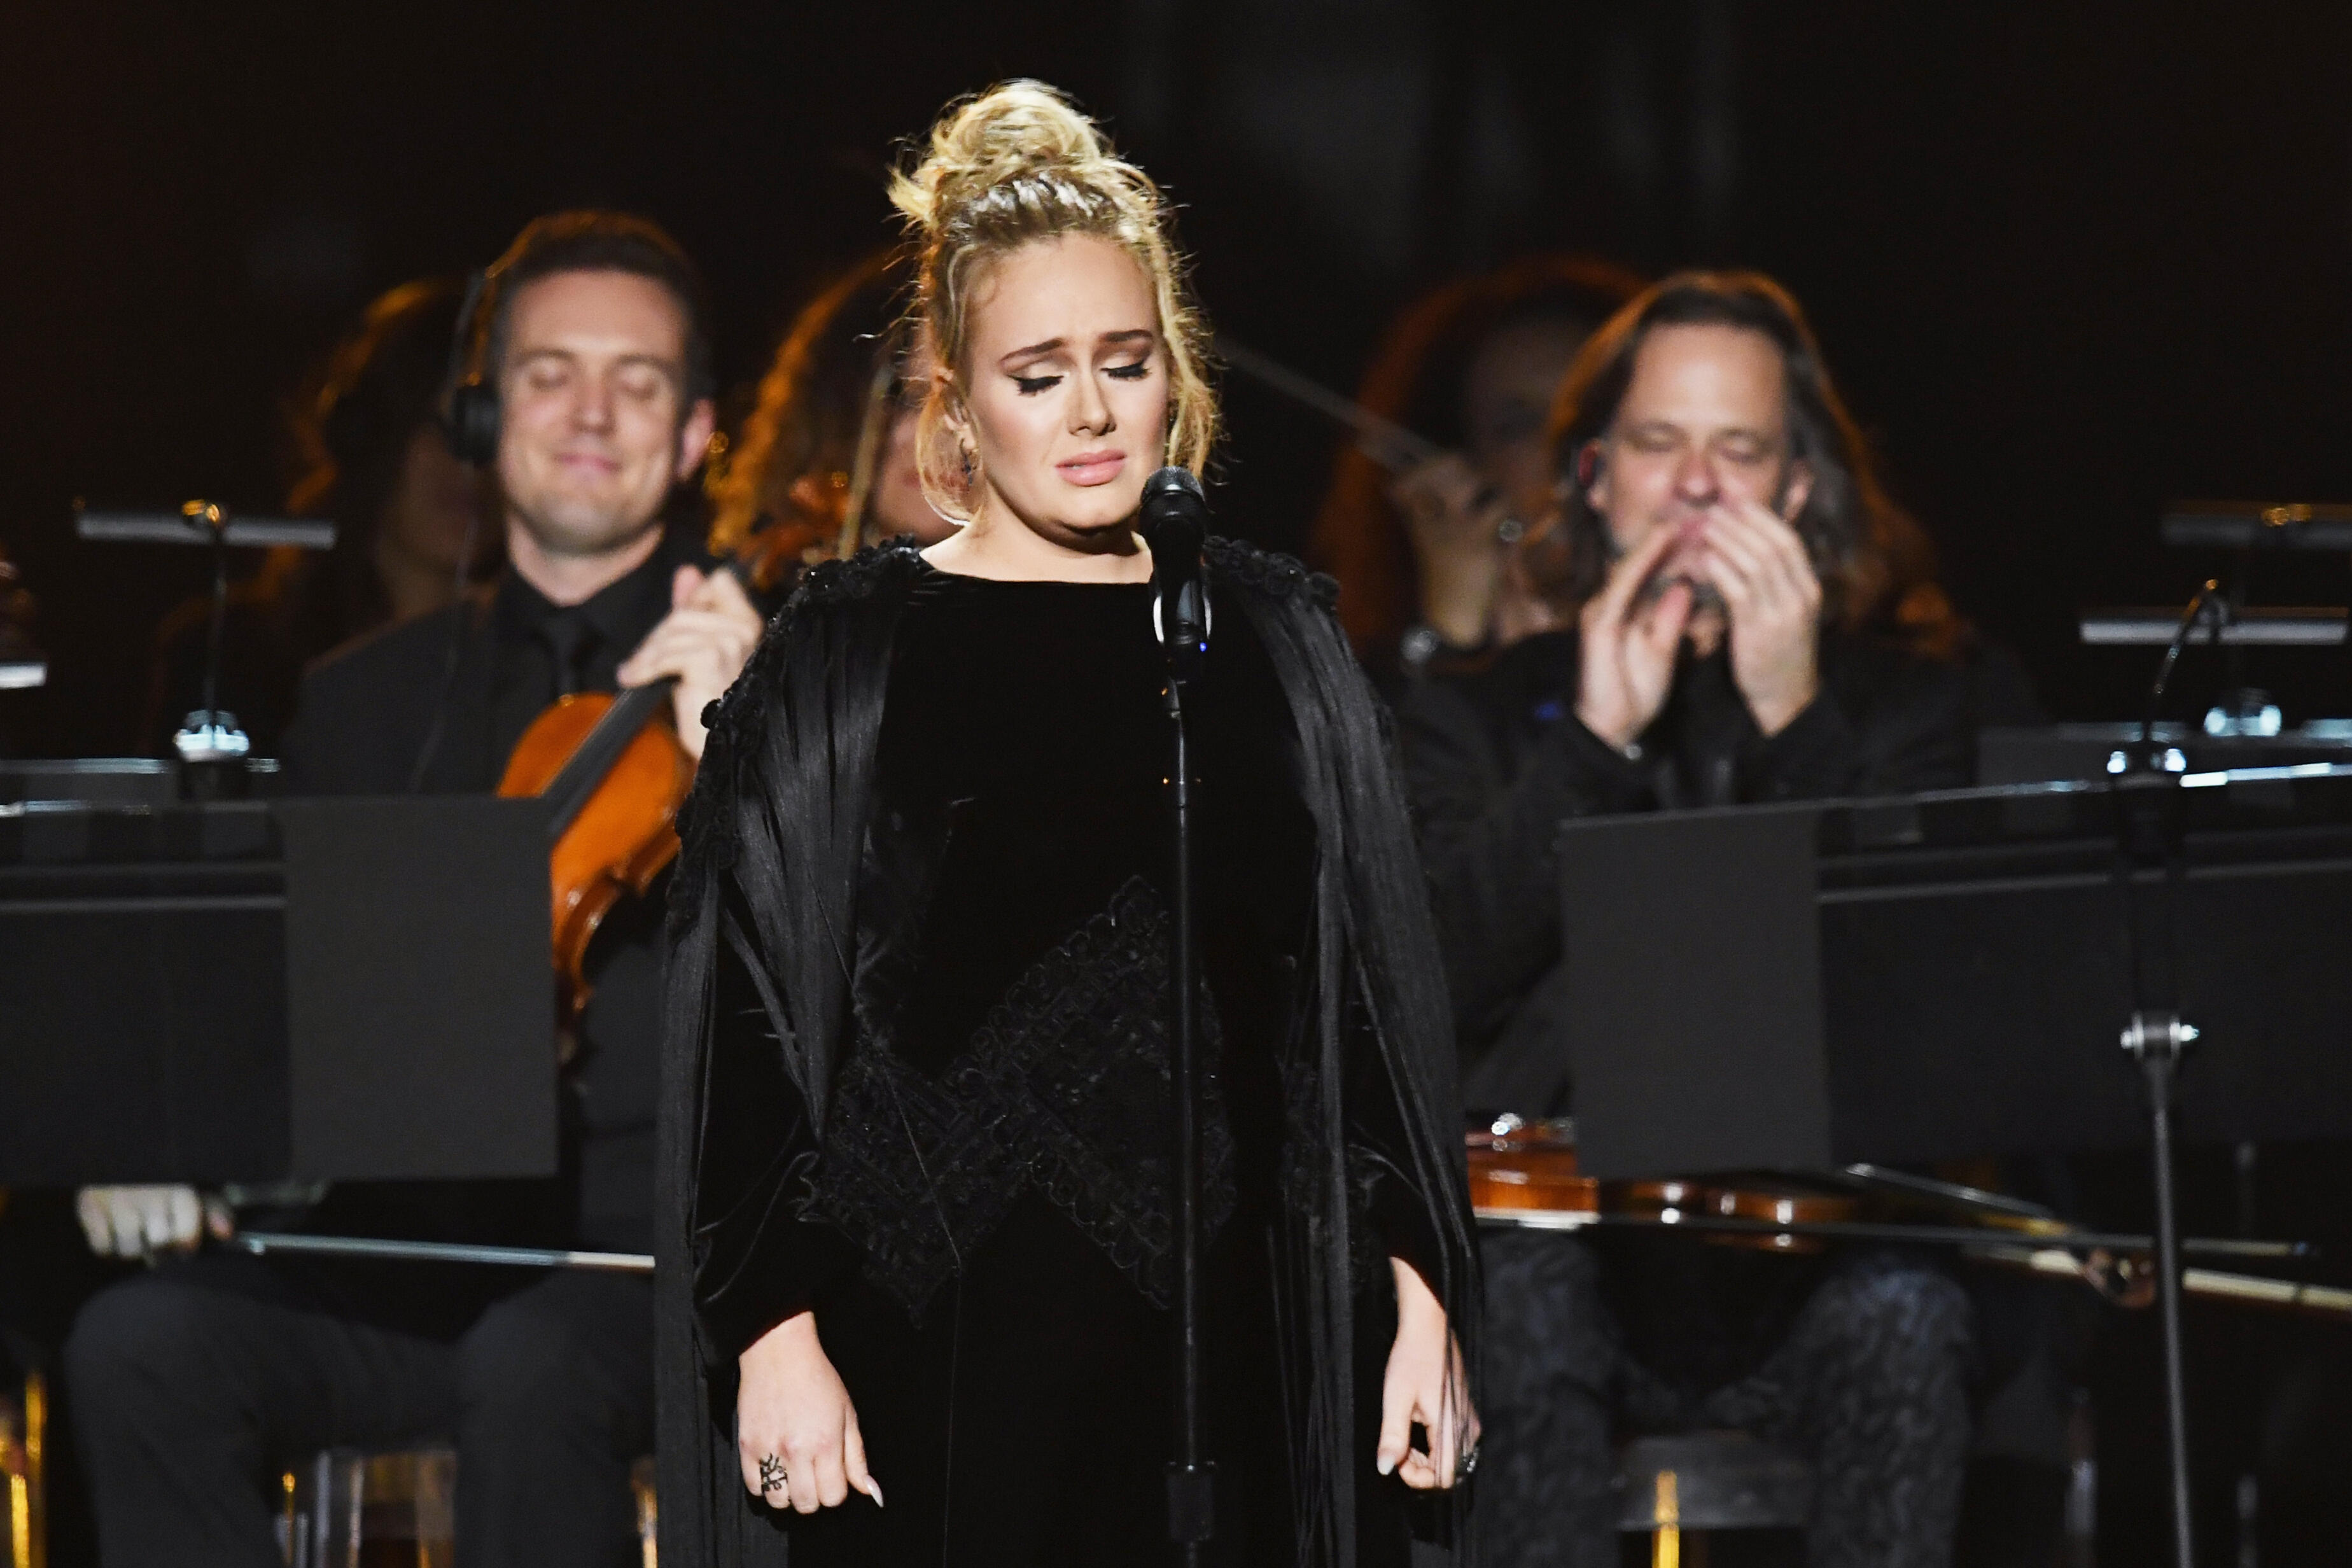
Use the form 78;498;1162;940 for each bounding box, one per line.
813;876;1236;1319
1204;535;1340;612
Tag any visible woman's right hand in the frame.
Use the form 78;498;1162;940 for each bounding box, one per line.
737;1310;883;1513
1389;453;1513;649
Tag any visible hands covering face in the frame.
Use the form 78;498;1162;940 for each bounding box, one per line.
1695;493;1823;736
1574;493;1822;750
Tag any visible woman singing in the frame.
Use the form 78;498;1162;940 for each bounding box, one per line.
658;81;1478;1566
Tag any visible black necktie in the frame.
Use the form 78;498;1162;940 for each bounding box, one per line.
538;613;601;699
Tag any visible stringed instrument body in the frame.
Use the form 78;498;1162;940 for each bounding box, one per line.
1462;1116;2352;1324
497;685;696;1022
1465;1116;1860;1252
496;512;817;1026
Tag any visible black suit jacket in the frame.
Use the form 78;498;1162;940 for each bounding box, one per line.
272;526;708;1332
1398;627;1976;1114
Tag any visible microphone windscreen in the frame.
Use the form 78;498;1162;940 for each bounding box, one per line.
1138;466;1207;556
1143;465;1205;510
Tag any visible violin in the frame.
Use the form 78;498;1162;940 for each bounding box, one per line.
497;515;816;1023
1466;1116;2351;1322
1466;1116;1857;1254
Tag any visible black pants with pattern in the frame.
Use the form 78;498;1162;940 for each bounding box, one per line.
1475;1230;1974;1568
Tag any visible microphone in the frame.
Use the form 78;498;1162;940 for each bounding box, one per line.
1138;466;1210;682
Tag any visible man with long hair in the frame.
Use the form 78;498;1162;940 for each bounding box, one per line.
1401;272;1977;1566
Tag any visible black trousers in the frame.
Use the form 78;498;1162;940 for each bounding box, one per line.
64;1252;652;1568
1476;1231;1975;1568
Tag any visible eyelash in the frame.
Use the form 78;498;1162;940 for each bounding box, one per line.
1011;361;1152;396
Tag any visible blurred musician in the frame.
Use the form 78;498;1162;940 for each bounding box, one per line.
143;278;500;758
0;540;35;755
64;211;761;1568
1311;255;1642;692
1400;272;1977;1567
708;248;958;558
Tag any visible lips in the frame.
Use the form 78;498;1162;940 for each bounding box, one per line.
555;446;622;478
1056;449;1126;487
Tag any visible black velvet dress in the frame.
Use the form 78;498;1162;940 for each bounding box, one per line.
692;563;1431;1564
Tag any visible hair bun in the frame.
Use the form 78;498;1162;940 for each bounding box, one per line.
890;80;1125;241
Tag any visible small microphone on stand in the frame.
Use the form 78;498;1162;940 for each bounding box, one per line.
1136;463;1217;1557
1138;466;1210;685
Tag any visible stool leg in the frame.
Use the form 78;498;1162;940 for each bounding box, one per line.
1652;1471;1679;1568
630;1457;657;1568
6;1373;45;1568
25;1374;43;1568
277;1471;297;1567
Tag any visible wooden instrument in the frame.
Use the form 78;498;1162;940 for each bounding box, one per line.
1467;1117;2350;1322
1467;1116;1858;1254
498;686;697;1023
498;522;809;1023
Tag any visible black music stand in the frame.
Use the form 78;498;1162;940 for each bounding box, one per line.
1556;772;2352;1175
0;795;554;1186
1555;766;2352;1568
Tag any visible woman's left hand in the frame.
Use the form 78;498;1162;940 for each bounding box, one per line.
1376;1256;1478;1489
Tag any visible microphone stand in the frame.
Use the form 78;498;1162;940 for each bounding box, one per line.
1140;472;1214;1564
2117;577;2225;1567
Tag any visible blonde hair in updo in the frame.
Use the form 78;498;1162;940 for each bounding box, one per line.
889;80;1218;522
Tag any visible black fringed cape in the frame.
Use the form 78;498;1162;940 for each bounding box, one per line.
655;538;1479;1565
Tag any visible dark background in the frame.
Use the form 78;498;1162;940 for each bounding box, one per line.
7;1;2352;754
9;8;2352;1560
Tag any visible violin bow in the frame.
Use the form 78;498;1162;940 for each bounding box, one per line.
1213;335;1441;473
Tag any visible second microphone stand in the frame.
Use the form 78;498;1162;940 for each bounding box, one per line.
1140;472;1215;1565
2118;578;2226;1568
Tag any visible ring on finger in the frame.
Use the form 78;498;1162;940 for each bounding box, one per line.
758;1453;788;1494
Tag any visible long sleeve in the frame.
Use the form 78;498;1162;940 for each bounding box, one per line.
690;916;860;1362
1739;654;1974;801
1341;989;1446;1291
1399;635;1977;1061
1398;678;1650;1057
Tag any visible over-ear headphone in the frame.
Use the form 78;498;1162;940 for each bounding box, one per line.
440;267;503;467
410;265;501;792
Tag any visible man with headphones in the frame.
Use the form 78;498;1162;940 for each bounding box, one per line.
64;211;762;1567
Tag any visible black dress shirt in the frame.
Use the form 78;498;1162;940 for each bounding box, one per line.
276;525;711;1331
